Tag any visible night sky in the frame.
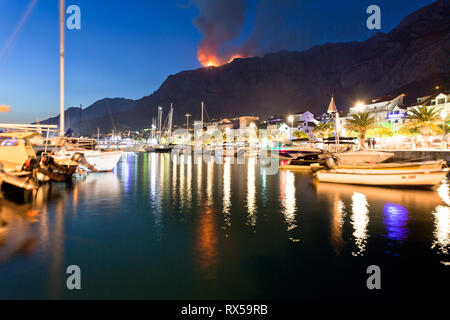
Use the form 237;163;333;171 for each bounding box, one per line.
0;0;435;123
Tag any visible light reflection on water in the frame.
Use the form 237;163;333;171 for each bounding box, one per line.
351;192;369;256
0;153;449;299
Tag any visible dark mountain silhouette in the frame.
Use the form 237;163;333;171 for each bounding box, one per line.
41;0;450;135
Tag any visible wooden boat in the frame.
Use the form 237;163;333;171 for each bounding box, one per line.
279;164;322;171
315;168;449;188
335;151;394;165
332;160;445;174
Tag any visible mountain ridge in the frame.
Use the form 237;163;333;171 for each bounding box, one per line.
41;0;450;135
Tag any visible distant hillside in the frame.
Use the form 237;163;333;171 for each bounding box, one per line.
41;0;450;135
39;98;136;135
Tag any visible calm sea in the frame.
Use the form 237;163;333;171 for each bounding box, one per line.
0;152;449;299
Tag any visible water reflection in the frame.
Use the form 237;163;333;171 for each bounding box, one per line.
223;157;231;227
431;205;449;255
331;196;345;254
1;153;449;298
207;159;214;206
383;203;409;242
351;192;369;256
246;157;257;226
0;199;40;267
196;206;218;280
279;170;297;232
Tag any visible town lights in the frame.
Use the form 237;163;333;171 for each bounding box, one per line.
355;102;365;112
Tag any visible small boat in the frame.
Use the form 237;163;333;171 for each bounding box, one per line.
143;144;173;153
332;160;445;174
315;168;449;188
335;151;394;165
54;146;122;172
279;152;329;170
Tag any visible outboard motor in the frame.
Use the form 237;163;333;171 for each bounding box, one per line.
71;152;97;172
325;157;336;169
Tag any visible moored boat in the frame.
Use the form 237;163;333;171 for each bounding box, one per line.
315;168;448;188
335;150;394;165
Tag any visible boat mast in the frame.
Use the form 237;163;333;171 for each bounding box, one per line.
59;0;65;137
168;103;173;139
157;106;163;143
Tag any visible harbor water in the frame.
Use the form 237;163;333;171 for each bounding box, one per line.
0;152;449;299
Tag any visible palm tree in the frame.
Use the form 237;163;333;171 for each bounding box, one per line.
345;112;377;149
403;105;442;147
293;130;309;139
312;122;333;139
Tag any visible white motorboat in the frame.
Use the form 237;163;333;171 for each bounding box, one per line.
54;147;122;172
316;168;449;188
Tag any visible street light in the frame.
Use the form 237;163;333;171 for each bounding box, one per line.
288;115;294;139
185;113;191;130
355;102;364;112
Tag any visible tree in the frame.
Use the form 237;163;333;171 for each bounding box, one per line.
403;105;443;147
312;122;333;139
368;125;394;138
293;130;309;139
345;112;377;149
397;125;419;137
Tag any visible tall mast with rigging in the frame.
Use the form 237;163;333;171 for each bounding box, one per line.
59;0;65;137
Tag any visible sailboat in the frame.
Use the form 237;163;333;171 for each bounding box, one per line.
53;0;122;171
144;104;174;153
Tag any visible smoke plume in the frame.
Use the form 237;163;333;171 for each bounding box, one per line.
192;0;248;66
191;0;304;66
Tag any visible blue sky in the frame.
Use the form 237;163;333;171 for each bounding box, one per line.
0;0;435;123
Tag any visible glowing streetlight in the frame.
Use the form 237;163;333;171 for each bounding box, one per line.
185;113;191;130
355;101;365;112
0;105;11;112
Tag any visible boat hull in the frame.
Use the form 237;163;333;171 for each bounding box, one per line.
56;150;122;172
316;168;449;188
336;151;394;164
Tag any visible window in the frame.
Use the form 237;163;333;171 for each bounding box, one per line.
0;137;18;146
437;98;445;105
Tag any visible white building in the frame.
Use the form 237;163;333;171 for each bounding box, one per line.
348;93;406;123
407;92;450;116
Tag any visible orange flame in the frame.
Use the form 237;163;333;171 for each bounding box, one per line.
198;49;243;67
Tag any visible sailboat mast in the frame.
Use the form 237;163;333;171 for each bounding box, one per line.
168;103;173;136
59;0;65;137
